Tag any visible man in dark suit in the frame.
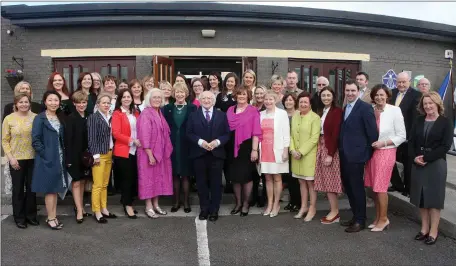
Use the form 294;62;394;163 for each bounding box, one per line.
310;76;329;112
187;91;231;221
339;79;378;233
389;72;422;196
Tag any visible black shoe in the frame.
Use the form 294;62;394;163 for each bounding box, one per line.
284;203;293;211
184;206;192;213
424;235;438;245
290;205;300;212
240;207;250;217
73;207;84;223
124;206;138;219
94;215;108;224
209;213;219;222
199;212;208;220
83;212;92;217
414;232;429;241
102;212;117;219
401;191;410;197
230;206;241;215
16;221;27;229
345;222;365;233
26;218;39;226
340;218;356;227
170;205;180;213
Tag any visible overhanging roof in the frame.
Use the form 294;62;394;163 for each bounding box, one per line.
2;2;456;42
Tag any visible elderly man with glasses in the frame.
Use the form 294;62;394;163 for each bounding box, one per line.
417;78;431;94
311;76;329;112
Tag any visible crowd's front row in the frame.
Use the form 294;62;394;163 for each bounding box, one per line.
2;78;452;246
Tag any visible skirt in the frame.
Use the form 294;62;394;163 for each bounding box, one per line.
410;158;446;209
364;148;396;193
314;136;342;193
228;137;256;185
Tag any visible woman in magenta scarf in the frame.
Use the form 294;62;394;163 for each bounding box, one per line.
226;85;262;216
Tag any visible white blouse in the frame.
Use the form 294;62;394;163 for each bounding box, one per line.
320;107;330;135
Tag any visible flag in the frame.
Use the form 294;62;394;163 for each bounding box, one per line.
438;68;452;99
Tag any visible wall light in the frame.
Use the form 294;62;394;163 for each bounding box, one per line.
201;29;216;38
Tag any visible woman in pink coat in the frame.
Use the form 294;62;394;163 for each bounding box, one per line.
137;88;173;218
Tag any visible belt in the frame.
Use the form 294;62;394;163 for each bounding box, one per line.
420;147;432;152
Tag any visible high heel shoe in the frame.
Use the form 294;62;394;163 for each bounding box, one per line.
170;205;181;213
73;207;84;224
263;209;272;216
240;206;250;217
414;232;429;241
304;213;315;222
183;205;192;213
230;206;241;215
123;206;138;219
320;213;340;224
371;220;390;232
145;209;159;219
294;208;308;219
154;206;167;215
284;203;293;211
368;223;376;229
94;215;107;224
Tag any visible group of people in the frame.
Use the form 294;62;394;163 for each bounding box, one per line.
2;69;452;246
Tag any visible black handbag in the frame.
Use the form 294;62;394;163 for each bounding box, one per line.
82;150;94;168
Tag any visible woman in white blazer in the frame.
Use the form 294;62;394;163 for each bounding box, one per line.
364;84;406;232
259;91;290;217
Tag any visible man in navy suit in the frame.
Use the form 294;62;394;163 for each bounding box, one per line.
187;91;231;221
339;79;378;233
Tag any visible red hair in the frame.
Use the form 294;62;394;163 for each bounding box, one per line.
47;72;70;96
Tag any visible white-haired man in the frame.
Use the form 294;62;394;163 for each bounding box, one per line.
417;78;431;94
311;76;329;112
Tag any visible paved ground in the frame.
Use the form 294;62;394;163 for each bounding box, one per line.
2;205;456;265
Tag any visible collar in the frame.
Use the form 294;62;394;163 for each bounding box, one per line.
98;110;111;120
347;97;359;107
203;106;214;113
120;106;130;113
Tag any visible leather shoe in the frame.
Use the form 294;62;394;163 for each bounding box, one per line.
425;235;438;245
16;221;27;229
199;212;208;220
208;213;219;222
414;232;429;241
340;218;355;227
26;218;40;226
345;222;365;233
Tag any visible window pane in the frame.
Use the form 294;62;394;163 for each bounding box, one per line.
294;67;301;89
73;67;80;92
302;67;309;92
120;66;128;81
346;69;352;81
101;66;108;78
111;66;118;79
312;68;319;94
338;69;344;104
329;69;336;89
82;67;89;73
63;68;70;91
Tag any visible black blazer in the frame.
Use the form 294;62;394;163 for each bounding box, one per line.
87;111;112;156
65;112;88;165
311;91;324;113
408;115;453;163
186;107;231;159
2;102;43;122
339;99;379;163
215;93;236;113
390;87;421;139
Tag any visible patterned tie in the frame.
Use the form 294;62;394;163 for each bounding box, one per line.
205;110;210;122
344;104;352;121
395;92;403;107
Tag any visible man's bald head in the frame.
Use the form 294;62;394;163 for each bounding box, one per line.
396;72;411;92
417;78;431;94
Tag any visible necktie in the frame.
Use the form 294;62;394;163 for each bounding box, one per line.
344;104;352;121
395;92;403;106
205;110;210;122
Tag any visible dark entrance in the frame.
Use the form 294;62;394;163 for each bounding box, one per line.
172;57;243;81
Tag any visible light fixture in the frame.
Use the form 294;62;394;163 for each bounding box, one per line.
201;29;216;38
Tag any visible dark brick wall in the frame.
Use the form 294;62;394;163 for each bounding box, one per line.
2;18;455;113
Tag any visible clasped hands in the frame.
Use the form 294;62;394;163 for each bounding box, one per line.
201;140;219;151
414;155;427;166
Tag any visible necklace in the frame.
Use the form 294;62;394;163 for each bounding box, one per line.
175;104;186;114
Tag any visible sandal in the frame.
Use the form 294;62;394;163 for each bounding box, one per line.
46;218;63;230
145;209;159;219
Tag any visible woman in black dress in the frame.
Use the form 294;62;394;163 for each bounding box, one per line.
409;92;453;245
215;72;238;113
65;90;92;223
226;85;262;216
47;72;73;116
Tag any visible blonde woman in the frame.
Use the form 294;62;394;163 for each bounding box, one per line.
91;72;103;95
259;91;290;217
242;69;257;94
253;85;266;111
159;80;174;106
3;81;42;121
269;75;285;109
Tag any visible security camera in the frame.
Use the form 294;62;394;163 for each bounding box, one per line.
6;29;14;36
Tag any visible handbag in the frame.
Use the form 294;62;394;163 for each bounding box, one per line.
81;150;94;168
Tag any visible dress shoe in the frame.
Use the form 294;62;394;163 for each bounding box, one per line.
340;218;355;227
94;215;108;224
425;235;438;245
230;206;241;215
26;218;40;226
170;205;181;213
368;223;376;229
320;213;340;224
401;191;410;197
294;208;308;219
345;222;365;233
184;206;192;213
208;213;219;222
16;221;27;229
290;205;301;212
263;208;272;216
154;206;167;215
371;220;390;232
102;212;117;219
284;203;293;211
199;212;208;220
123;206;138;219
145;209;159;219
414;232;429;241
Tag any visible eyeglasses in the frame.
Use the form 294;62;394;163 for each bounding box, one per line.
317;83;327;86
418;83;430;87
193;85;203;88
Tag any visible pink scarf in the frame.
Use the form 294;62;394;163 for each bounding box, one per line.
226;105;262;158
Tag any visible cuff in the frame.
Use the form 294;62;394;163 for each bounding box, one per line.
198;139;204;147
215;139;221;147
93;154;100;160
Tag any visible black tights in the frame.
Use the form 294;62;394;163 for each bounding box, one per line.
173;176;190;207
233;181;253;212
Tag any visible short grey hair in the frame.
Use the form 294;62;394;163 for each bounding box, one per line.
96;92;112;104
143;88;163;108
200;90;216;105
317;76;329;85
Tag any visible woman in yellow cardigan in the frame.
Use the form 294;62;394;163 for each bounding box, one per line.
290;92;321;222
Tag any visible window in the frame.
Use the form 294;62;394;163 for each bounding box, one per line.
53;57;136;92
